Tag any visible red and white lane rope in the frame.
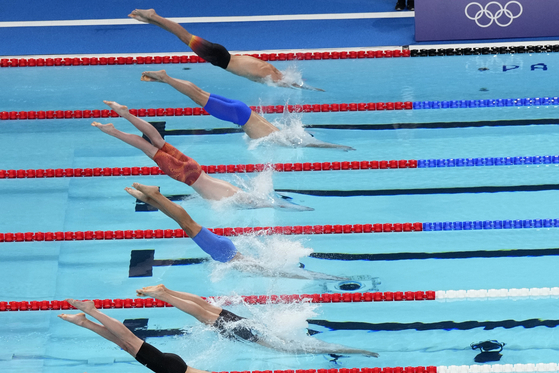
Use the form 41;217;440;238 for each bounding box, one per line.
3;286;559;312
0;291;436;311
0;101;413;120
0;223;424;243
0;159;418;179
0;50;411;68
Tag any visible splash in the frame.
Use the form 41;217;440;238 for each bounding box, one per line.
206;293;320;343
208;234;316;282
278;64;305;87
208;168;313;211
247;108;321;149
261;64;304;88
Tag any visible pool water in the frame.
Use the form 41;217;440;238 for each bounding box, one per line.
2;51;559;373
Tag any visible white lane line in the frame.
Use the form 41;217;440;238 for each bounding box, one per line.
0;12;414;28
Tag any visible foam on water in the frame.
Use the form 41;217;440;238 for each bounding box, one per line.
207;234;319;282
246;108;353;151
208;169;313;211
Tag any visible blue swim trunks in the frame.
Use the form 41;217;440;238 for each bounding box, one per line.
203;93;252;126
192;227;238;262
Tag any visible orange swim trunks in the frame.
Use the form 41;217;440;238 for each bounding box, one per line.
153;142;202;186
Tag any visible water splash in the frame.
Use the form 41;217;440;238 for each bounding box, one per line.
207;234;319;282
247;109;321;149
208;168;313;211
278;65;305;88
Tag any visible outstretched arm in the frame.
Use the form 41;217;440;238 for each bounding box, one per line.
304;141;355;151
230;256;346;280
255;336;379;357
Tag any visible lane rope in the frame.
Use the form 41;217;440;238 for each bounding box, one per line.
0;50;410;68
2;151;559;179
0;160;419;179
5;215;559;242
0;101;413;120
3;286;559;311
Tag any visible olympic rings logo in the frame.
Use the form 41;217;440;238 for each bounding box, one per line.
465;1;523;28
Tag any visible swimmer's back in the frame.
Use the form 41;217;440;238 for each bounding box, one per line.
227;55;283;82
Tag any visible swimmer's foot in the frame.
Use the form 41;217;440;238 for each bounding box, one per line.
132;183;161;198
141;70;169;83
136;284;167;298
91;121;116;135
65;299;96;313
58;312;87;326
128;9;158;24
125;183;161;206
103;100;130;117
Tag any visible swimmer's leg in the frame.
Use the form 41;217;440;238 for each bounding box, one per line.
136;285;222;324
60;300;143;356
125;183;202;237
142;71;278;139
142;70;210;107
129;10;231;69
129;9;195;45
103;101;165;150
91;121;159;158
126;183;239;262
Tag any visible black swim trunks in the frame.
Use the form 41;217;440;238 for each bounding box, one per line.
188;35;232;70
213;309;259;342
135;342;188;373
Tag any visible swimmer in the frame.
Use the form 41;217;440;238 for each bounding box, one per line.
125;182;344;280
141;70;354;150
59;299;208;373
128;8;323;91
92;100;312;209
137;284;379;357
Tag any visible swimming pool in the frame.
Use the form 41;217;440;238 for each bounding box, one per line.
2;48;559;373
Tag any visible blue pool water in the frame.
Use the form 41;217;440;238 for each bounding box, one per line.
2;52;559;373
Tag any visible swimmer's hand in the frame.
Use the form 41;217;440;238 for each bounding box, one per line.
292;83;325;92
141;70;169;83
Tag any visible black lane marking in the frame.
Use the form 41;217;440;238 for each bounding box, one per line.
123;318;322;339
135;194;192;212
145;119;559;137
309;248;559;262
276;184;559;197
134;187;559;209
305;118;559;130
307;318;559;332
124;318;187;340
129;250;208;278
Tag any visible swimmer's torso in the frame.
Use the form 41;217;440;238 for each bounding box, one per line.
227;55;283;83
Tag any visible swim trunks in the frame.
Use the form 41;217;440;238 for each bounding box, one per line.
203;93;252;126
153;142;202;186
188;35;231;69
135;341;188;373
213;309;259;342
192;227;238;262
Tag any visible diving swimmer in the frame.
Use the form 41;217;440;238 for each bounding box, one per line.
91;100;312;210
140;70;354;150
128;8;323;91
136;284;379;357
125;182;344;280
59;299;207;373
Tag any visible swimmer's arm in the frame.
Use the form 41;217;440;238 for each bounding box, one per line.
238;262;313;279
304;142;355;151
273;80;325;92
290;83;325;92
256;337;379;357
235;260;345;280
